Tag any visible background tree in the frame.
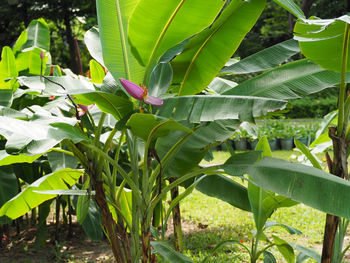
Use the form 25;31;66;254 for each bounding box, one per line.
0;0;96;73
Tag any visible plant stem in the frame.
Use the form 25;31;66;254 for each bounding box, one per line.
126;132;142;262
169;178;183;252
337;23;350;136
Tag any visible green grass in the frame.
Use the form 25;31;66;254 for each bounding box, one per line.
174;150;326;262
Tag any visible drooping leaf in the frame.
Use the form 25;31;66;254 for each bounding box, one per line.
0;168;83;219
265;221;302;235
294;15;350;72
172;0;266;95
220;39;300;74
0;117;88;155
84;27;104;66
155;95;287;123
128;0;225;68
96;0;144;84
151;241;193;263
195;173;251;212
223;59;349;99
223;157;350;219
17;76;95;95
21;18;50;51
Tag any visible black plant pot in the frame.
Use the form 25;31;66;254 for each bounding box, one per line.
280;138;294;150
234;139;247;151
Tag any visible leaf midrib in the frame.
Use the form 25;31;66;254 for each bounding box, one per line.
144;0;186;83
115;0;130;79
178;1;244;95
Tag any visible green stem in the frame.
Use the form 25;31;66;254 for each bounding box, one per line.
80;142;142;207
148;166;221;220
112;131;125;195
149;130;194;187
50;147;74;156
126;132;142;263
64;140;89;169
337;23;350;136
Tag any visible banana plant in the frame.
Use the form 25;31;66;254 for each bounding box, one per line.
3;2;350;263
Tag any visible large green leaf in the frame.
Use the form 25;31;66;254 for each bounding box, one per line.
0;168;83;219
155;95;287;123
156;120;240;178
96;0;144;84
196;174;251;212
294;15;350;72
172;0;266;95
21;18;50;51
223;157;350;219
84;27;104;66
220;39;300;74
126;113;191;142
16;47;49;75
0;46;18;89
0;117;88;155
223;59;350;99
74;91;133;120
128;0;225;69
17;76;95;95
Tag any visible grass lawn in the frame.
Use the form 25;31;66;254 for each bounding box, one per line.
177;150;327;262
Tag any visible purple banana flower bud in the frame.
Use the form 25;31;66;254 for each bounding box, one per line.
40;51;45;60
119;78;163;106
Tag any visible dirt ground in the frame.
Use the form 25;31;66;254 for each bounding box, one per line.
0;217;201;263
0;222;115;263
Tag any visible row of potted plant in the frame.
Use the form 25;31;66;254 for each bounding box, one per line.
228;120;319;151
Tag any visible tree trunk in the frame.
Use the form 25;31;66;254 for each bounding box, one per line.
301;0;315;18
141;221;151;263
321;127;348;263
94;181;130;263
73;37;83;75
55;197;60;241
169;179;183;252
63;11;79;74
